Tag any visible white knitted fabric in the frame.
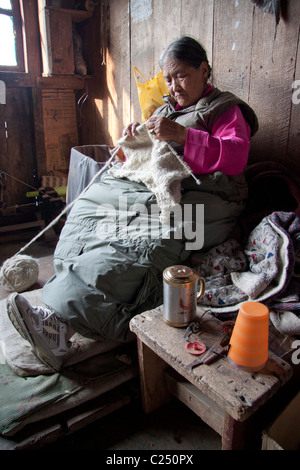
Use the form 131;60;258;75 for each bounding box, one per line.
109;124;198;219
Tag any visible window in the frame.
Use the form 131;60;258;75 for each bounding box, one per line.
0;0;24;71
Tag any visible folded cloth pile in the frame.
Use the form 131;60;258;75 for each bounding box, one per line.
192;211;300;336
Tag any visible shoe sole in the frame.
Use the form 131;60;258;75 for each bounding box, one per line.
7;293;56;370
7;294;33;344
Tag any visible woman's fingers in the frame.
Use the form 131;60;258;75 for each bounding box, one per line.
122;122;140;138
146;117;187;145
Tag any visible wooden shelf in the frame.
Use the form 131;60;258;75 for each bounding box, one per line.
39;3;93;77
45;7;92;23
37;75;87;89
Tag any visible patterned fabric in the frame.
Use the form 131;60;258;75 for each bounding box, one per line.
192;211;300;333
191;239;248;307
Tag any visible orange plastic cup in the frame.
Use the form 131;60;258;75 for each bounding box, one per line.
228;301;269;372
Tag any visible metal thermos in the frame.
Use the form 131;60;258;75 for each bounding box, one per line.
163;265;205;327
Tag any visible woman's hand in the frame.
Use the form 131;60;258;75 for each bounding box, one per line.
146;116;188;146
122;121;140;139
110;146;126;162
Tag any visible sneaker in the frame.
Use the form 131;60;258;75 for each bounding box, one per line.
6;293;70;371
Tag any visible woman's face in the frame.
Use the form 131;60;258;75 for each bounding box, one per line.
162;57;209;108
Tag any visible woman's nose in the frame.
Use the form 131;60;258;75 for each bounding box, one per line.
171;78;182;92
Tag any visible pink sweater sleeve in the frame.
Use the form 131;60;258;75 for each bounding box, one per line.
183;105;251;175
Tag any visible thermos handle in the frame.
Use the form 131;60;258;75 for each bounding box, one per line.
196;276;206;300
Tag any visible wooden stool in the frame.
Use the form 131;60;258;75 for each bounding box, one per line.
130;306;293;450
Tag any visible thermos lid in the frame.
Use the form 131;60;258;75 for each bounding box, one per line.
163;265;195;283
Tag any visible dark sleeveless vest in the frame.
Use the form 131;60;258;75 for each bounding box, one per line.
154;87;258;136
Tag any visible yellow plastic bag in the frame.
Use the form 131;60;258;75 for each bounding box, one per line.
133;66;169;121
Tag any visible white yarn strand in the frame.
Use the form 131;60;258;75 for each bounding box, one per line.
0;150;118;292
0;138;197;293
16;150;118;257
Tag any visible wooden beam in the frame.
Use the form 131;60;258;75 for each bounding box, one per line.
45;6;92;23
36;76;85;90
21;0;41;75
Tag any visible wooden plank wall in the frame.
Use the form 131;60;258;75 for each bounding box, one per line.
0;88;37;206
84;0;300;176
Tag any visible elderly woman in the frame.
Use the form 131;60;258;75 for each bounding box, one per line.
125;36;257;177
6;37;258;371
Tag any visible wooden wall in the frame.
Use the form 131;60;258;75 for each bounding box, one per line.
0;1;84;208
0;0;41;207
80;0;300;176
0;88;37;206
1;0;299;209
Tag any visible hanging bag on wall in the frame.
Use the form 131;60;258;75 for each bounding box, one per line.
133;66;169;121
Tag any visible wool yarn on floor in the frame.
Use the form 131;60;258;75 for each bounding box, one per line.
0;151;117;293
0;255;39;293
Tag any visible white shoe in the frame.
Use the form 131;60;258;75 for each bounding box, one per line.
7;293;70;371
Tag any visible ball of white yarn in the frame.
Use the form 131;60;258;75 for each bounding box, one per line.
0;255;39;293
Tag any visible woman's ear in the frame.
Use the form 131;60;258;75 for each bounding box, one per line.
200;61;209;81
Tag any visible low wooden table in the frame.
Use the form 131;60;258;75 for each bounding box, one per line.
130;305;293;450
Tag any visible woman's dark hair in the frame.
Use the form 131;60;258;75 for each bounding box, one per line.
159;36;211;77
